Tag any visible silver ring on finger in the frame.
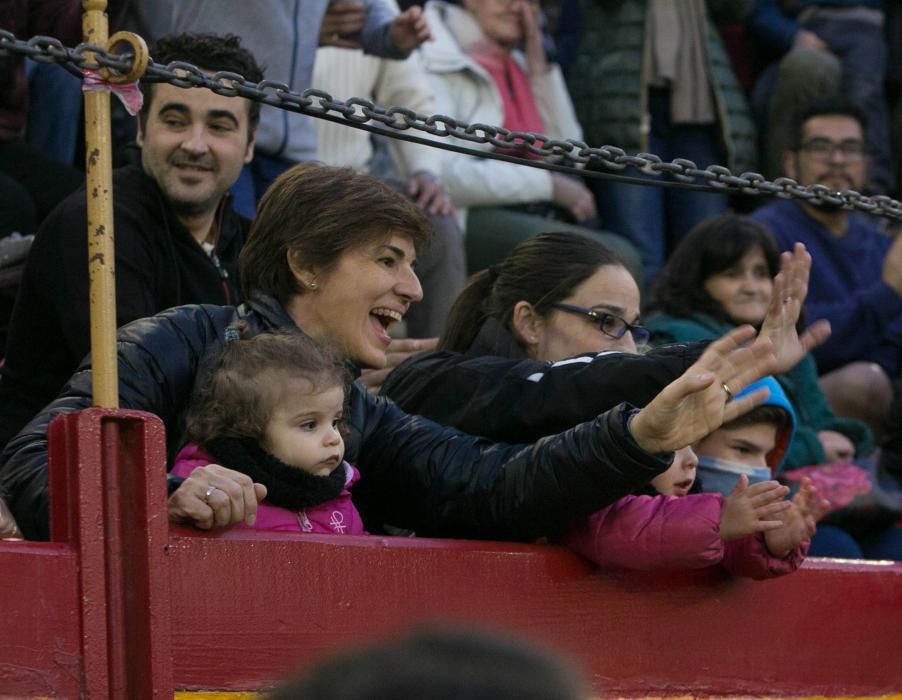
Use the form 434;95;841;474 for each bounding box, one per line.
203;485;218;504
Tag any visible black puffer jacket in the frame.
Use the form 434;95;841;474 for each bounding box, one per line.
0;296;672;542
381;317;708;444
0;164;247;449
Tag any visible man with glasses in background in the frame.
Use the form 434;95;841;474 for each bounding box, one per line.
752;96;902;438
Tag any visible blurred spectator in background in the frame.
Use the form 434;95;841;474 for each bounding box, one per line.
418;0;639;279
567;0;756;285
0;0;129;236
746;0;894;194
269;625;588;700
751;97;902;439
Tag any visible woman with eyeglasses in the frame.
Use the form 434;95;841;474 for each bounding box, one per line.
379;231;826;447
644;213;872;473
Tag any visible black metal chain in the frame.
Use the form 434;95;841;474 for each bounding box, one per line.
4;29;902;220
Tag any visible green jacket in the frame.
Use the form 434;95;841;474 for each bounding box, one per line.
567;0;757;174
645;311;874;469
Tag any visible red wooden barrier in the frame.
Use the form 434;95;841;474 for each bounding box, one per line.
48;408;173;698
166;529;902;698
1;407;901;698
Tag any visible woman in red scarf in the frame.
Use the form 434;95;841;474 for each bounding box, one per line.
418;0;639;278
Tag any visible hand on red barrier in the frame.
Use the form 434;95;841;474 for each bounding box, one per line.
168;464;267;530
0;495;22;540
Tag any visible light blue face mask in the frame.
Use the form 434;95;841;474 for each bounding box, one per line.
696;455;772;496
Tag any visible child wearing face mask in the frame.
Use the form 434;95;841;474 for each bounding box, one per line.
171;328;366;535
561;381;825;577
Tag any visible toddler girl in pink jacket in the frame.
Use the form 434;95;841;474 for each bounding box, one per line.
172;328;365;535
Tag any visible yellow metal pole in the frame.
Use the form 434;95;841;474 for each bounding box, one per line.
82;0;118;408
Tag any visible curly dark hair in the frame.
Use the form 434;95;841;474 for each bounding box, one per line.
139;33;265;139
184;328;350;448
645;214;780;326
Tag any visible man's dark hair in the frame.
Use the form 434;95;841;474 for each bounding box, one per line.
789;96;868;151
268;625;587;700
139;33;264;139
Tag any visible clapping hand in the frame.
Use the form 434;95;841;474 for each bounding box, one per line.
719;475;791;541
764;477;831;557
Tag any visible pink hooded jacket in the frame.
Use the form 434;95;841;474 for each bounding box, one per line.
172;443;367;535
561;492;807;580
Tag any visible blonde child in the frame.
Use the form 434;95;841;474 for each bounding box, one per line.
172;329;365;535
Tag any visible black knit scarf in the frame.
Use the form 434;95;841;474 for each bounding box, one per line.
205;437;347;511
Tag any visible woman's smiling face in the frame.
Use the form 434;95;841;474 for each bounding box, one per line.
286;234;423;369
703;246;773;325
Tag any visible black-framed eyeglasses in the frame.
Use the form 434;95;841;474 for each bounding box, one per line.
798;138;867;161
551;302;650;344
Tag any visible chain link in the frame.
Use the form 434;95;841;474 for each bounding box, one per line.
4;29;902;220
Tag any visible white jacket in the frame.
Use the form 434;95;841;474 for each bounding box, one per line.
313;46;443;179
420;0;584;214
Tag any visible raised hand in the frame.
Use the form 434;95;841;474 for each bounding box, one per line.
759;242;831;374
719;475;791;541
628;326;777;454
389;6;432;54
319;1;366;49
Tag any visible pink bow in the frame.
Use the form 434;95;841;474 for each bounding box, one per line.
82;68;144;116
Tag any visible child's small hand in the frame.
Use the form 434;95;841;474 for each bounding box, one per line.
792;475;831;534
719;474;791;541
389;6;432;54
764;478;831;558
763;501;810;557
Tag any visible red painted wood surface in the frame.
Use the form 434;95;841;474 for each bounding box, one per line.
2;407;901;698
0;542;81;697
47;408;173;699
168;529;902;697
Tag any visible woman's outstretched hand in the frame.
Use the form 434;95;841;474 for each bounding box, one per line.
759;242;831;374
628;326;776;454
